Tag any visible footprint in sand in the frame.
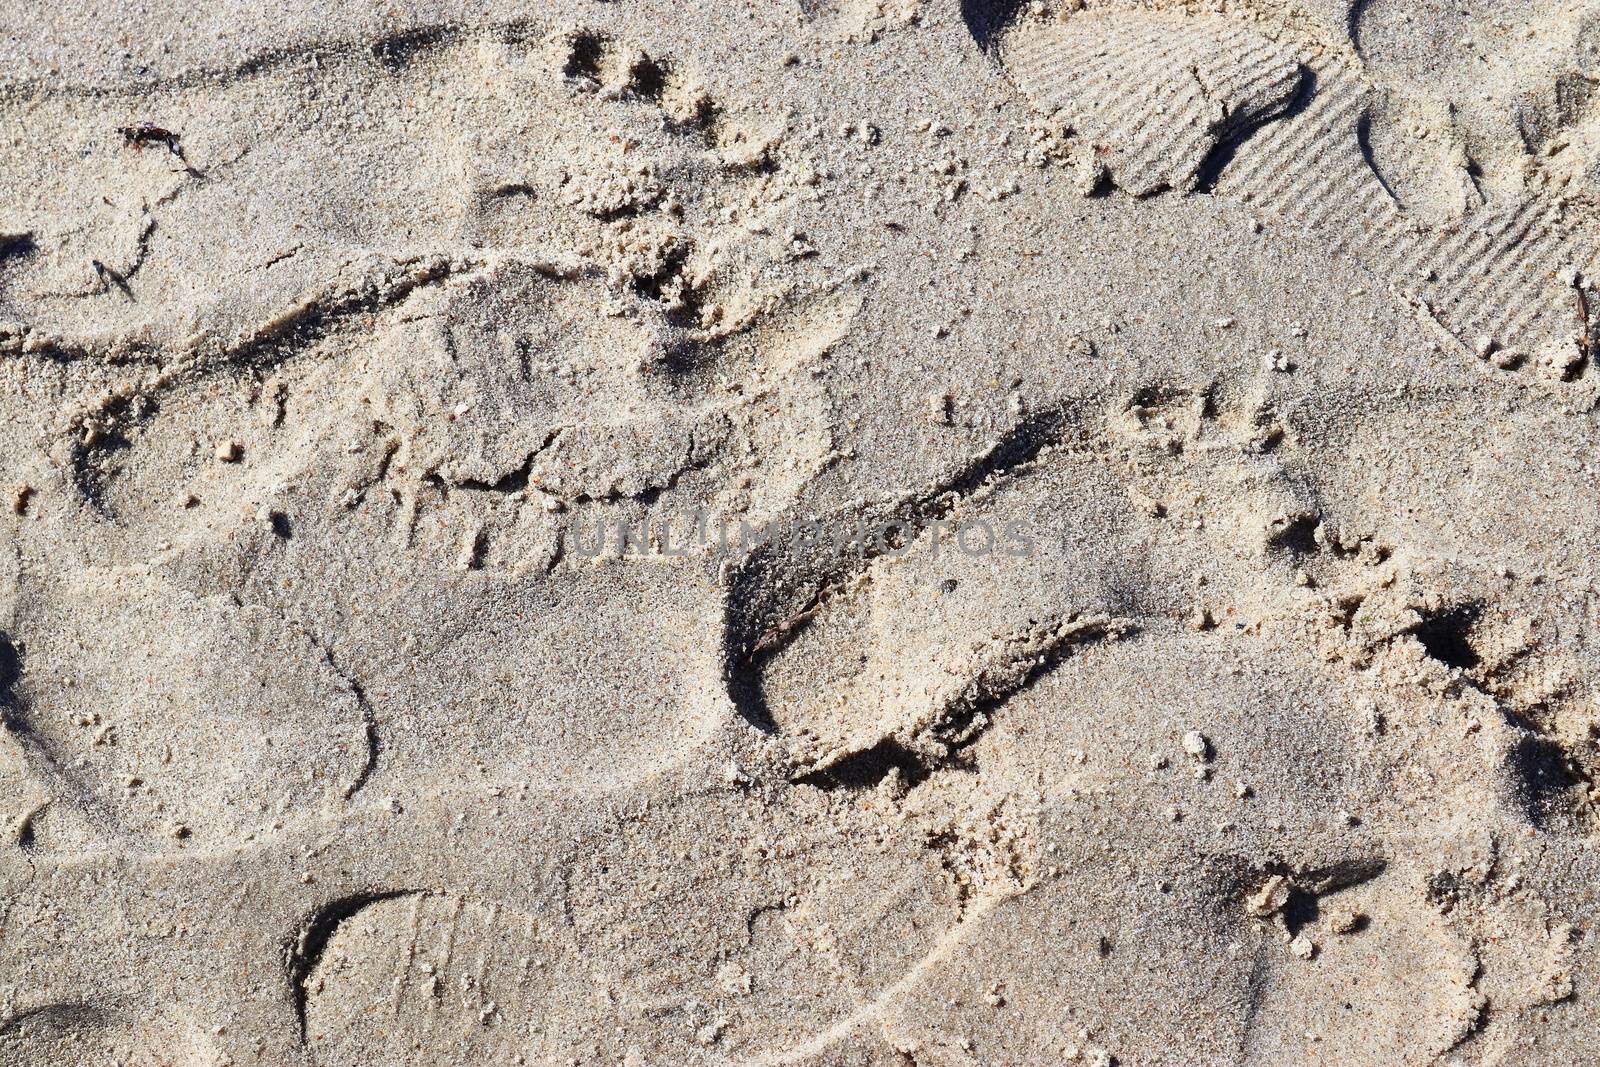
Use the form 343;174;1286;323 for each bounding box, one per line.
965;0;1600;379
0;1003;220;1067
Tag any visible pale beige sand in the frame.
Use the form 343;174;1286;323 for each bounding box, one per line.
2;1;1600;1064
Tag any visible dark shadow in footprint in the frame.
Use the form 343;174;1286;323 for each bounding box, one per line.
1410;603;1482;671
961;0;1028;53
0;232;36;262
721;404;1074;733
371;25;454;72
1194;65;1315;194
287;890;423;1043
0;633;19;705
1355;109;1405;206
1348;0;1378;57
796;739;931;792
1504;734;1583;831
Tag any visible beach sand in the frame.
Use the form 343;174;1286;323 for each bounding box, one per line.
2;1;1600;1063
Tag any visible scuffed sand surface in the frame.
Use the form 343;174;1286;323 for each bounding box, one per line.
4;1;1600;1063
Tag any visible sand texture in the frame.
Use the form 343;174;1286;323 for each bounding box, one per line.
3;0;1600;1064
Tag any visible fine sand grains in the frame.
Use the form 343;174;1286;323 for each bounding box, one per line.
2;1;1600;1065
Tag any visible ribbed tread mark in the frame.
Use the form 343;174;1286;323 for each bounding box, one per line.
1125;79;1214;167
305;891;558;1054
1009;23;1595;362
1008;14;1301;194
388;893;427;1016
1445;203;1552;310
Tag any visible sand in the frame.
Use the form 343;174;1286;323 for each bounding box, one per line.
2;0;1599;1063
